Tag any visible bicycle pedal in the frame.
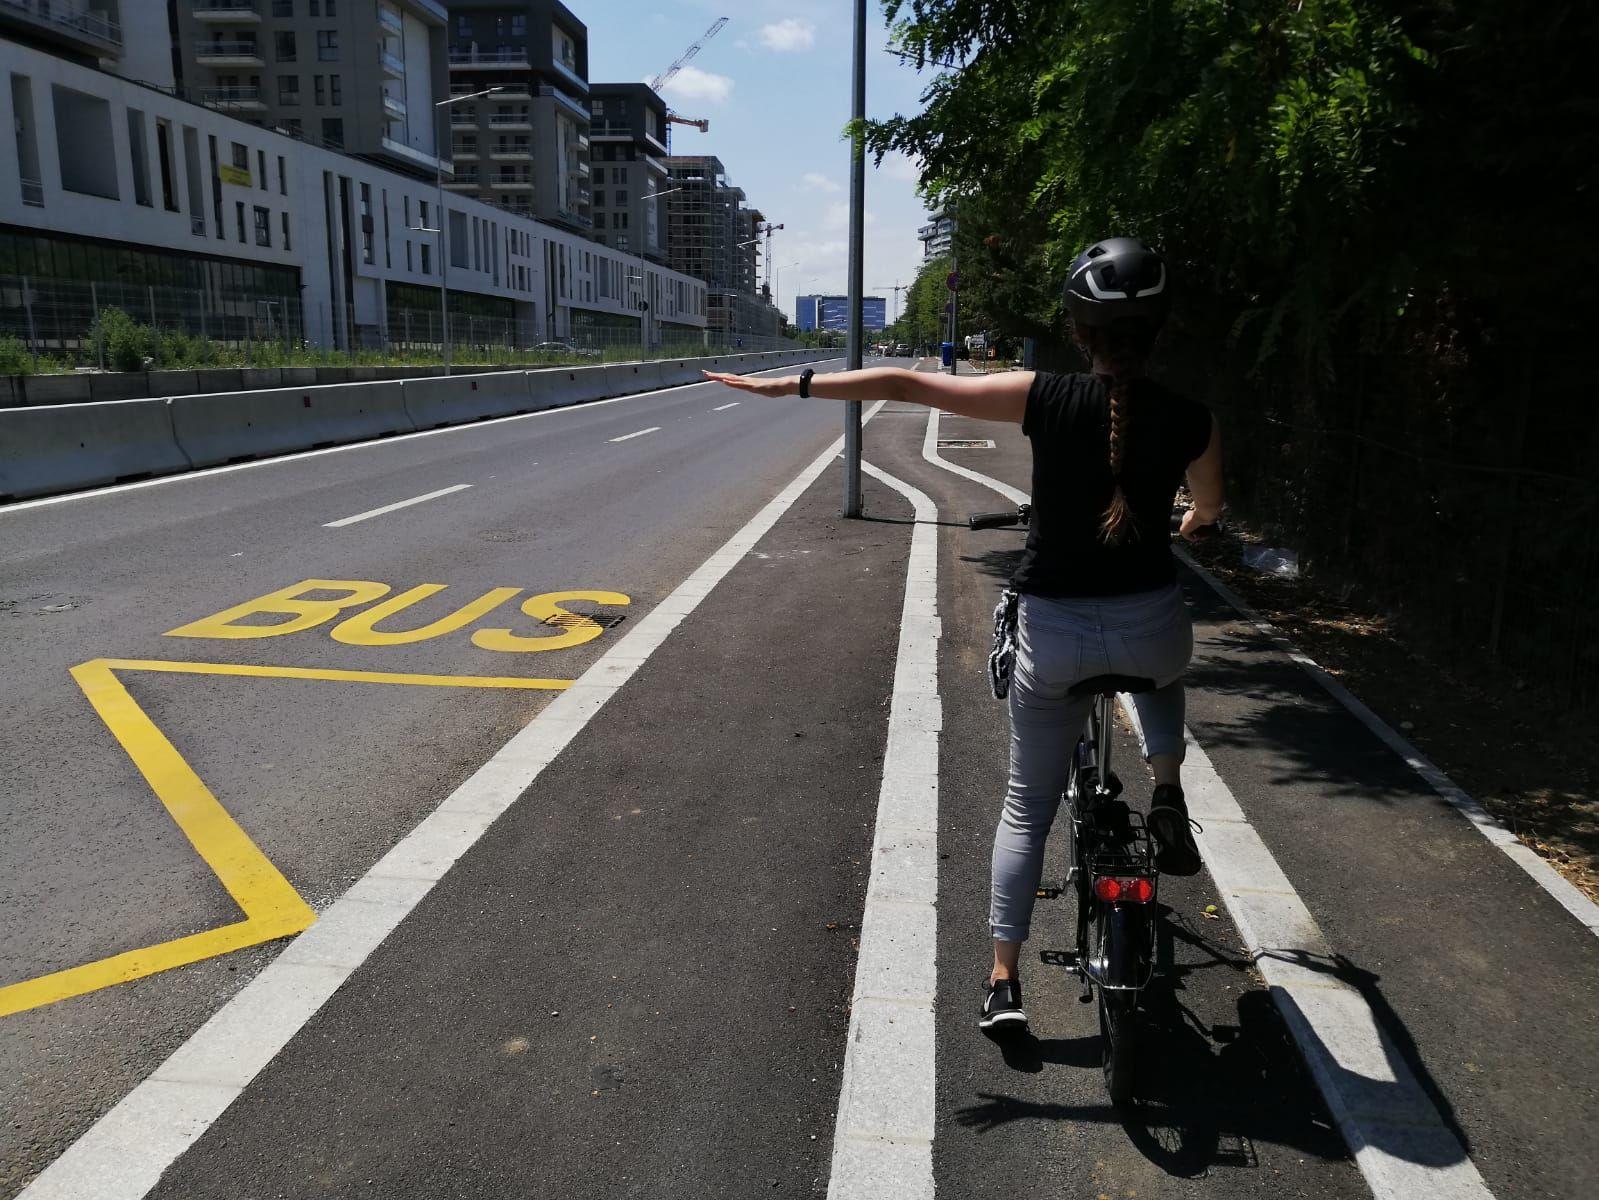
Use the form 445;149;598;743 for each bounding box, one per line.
1035;887;1062;899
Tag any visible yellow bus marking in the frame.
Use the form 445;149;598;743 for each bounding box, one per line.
0;658;572;1018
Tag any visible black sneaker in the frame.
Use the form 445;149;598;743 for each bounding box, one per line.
1148;784;1203;877
978;977;1028;1033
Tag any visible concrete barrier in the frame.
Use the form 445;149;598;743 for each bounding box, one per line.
401;371;532;428
535;365;611;407
17;374;92;406
604;361;664;397
172;380;414;467
657;359;700;388
0;399;190;500
239;368;283;391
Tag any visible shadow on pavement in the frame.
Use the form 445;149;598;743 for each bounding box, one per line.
954;911;1351;1179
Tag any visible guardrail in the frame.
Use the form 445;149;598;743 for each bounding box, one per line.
0;351;835;500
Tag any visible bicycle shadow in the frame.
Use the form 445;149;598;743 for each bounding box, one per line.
956;912;1349;1178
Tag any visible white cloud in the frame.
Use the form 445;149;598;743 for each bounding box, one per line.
759;19;816;52
659;65;735;106
822;202;881;231
802;172;841;193
877;151;921;183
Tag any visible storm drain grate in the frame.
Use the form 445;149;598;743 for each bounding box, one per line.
937;438;996;449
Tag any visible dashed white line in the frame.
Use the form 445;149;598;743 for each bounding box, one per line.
609;426;661;443
712;402;740;411
322;483;472;528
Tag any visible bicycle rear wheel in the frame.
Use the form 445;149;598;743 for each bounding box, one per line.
1098;989;1139;1105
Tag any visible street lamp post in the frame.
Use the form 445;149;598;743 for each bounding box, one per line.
429;86;503;375
842;0;866;517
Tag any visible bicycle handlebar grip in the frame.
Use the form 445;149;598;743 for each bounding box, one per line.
968;510;1022;530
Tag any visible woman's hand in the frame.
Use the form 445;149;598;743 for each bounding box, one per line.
1179;505;1221;542
700;370;796;398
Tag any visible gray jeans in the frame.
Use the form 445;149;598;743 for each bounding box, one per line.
990;585;1193;943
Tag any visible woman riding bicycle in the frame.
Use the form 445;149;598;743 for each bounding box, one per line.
705;237;1224;1034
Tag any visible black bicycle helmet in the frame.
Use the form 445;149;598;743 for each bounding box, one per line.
1062;237;1170;328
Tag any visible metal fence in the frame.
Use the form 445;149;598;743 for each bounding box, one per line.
0;275;803;373
1137;325;1599;712
0;275;304;370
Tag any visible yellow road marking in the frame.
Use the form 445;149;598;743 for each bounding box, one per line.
0;658;572;1018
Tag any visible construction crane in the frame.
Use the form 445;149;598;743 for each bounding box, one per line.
875;282;910;326
760;222;785;297
650;17;728;152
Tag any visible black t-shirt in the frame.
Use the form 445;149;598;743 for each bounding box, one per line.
1010;371;1212;598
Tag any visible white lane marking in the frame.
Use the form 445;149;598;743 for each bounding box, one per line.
827;442;940;1200
0;361;841;516
16;398;887;1200
321;483;472;528
922;408;1028;506
712;402;740;412
608;426;661;443
1120;703;1494;1200
1172;546;1599;938
916;428;1499;1200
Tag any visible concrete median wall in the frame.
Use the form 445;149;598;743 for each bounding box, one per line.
171;381;414;468
401;372;533;428
0;399;190;500
2;351;835;501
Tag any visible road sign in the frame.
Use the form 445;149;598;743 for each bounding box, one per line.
946;271;960;292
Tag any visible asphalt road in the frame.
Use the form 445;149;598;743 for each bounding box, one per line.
3;358;1597;1199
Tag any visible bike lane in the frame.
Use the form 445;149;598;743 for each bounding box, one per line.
890;377;1599;1200
862;398;1366;1200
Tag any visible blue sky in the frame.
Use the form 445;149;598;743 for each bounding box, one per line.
580;1;935;323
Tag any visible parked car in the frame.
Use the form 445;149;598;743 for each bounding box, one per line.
893;343;911;357
531;340;599;359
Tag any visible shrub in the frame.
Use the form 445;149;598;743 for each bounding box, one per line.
0;334;33;375
90;307;153;372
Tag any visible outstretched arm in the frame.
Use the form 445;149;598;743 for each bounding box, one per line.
1179;416;1224;541
701;366;1032;424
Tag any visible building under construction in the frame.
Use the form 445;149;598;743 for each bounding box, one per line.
663;155;784;339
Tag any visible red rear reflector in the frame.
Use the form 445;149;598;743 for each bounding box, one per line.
1094;875;1154;903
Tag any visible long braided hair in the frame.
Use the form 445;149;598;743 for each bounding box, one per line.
1075;319;1161;545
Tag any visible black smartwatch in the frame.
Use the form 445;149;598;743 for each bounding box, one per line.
798;368;815;398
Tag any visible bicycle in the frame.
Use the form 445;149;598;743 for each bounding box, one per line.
969;504;1172;1104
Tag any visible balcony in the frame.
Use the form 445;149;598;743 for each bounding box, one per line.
442;176;479;190
565;156;587;178
488;113;531;130
643;153;667;176
381;91;407;119
536;85;589;122
193;38;263;67
489;143;531;160
0;0;123;55
379;48;404;78
192;0;258;21
589;120;630;139
451;146;479;160
198;85;266;112
491;171;532;189
376;6;401;36
492;85;531;102
449;46;531;70
20;176;44;207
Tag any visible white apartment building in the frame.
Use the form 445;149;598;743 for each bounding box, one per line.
0;14;707;351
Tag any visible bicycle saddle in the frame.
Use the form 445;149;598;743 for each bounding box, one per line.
1069;674;1157;697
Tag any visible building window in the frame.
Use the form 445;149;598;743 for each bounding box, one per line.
593;189;604;207
406;240;413;271
277;76;299;105
321;118;343;147
313;75;324;105
281;210;292;250
274;31;296;62
281;117;301;135
616;190;628;205
420;242;431;274
254;205;271;246
592;166;603;185
236;200;246;243
272;0;292;15
329;75;341;106
455;15;469;36
278;154;287;194
317;31;339;62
